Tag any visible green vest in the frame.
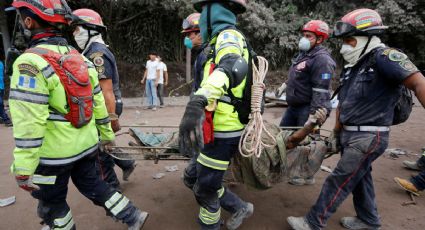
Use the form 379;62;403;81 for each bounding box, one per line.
10;43;114;175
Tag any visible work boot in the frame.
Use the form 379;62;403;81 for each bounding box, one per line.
304;177;315;185
394;177;420;196
226;202;254;230
340;217;380;230
123;163;137;181
402;161;421;171
128;211;149;230
287;216;312;230
288;177;305;186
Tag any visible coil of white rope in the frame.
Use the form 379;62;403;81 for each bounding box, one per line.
239;56;276;158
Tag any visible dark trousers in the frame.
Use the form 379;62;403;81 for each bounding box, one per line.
306;130;389;230
96;151;135;189
411;170;425;191
279;104;310;127
0;89;10;122
183;137;245;230
31;152;140;229
157;83;164;106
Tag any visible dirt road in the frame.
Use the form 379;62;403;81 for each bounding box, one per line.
0;101;424;230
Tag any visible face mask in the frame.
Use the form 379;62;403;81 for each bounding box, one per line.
184;36;193;49
298;37;311;52
73;26;89;50
340;44;354;56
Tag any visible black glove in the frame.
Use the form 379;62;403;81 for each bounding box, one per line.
179;95;208;156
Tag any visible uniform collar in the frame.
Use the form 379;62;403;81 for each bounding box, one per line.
29;33;67;48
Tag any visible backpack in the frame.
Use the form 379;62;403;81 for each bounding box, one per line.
332;47;413;125
205;29;263;124
26;47;93;128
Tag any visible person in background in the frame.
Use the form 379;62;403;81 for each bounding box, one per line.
156;55;168;108
141;52;159;110
0;59;12;127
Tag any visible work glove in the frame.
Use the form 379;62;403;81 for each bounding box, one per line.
275;82;287;98
179;95;208;156
327;130;341;154
109;113;121;133
304;108;328;127
100;140;116;153
15;175;40;192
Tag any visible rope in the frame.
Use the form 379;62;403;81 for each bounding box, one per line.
239;56;276;158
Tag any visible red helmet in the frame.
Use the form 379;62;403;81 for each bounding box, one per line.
302;20;330;40
333;8;388;38
182;13;201;34
12;0;70;24
192;0;247;14
73;8;106;32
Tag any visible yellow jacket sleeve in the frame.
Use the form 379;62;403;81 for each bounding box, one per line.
9;55;49;175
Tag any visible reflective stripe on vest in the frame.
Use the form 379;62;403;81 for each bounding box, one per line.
39;144;98;165
41;65;55;79
32;174;56;185
53;210;74;230
199;207;221;225
48;113;67;122
214;130;243;138
15;137;43;149
197;153;229;171
93;84;102;94
312;88;329;93
96;116;110;125
9;89;49;105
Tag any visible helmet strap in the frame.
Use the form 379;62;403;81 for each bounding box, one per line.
359;36;372;58
207;4;212;41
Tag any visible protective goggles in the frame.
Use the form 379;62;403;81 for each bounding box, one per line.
333;21;370;38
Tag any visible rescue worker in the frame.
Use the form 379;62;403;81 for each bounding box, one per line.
280;20;335;128
72;8;137;190
181;12;205;93
9;1;148;229
288;8;425;230
180;1;254;229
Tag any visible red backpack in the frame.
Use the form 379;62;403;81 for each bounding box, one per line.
26;47;93;128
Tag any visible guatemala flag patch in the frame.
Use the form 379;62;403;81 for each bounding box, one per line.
18;76;37;89
321;73;331;80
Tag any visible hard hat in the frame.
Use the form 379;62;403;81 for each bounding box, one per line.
12;0;71;24
73;8;106;32
302;20;330;40
333;8;388;38
182;13;201;33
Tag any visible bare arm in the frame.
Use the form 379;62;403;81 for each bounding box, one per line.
141;70;147;84
334;106;342;131
164;70;169;86
99;79;116;114
156;69;160;85
403;72;425;108
285;123;315;150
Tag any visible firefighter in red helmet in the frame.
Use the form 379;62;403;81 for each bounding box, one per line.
8;1;148;229
288;8;425;230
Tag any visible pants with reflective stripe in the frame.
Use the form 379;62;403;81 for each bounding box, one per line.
185;137;245;229
31;152;141;228
306;131;389;230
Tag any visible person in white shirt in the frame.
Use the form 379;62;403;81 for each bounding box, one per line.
141;52;159;110
156;56;168;108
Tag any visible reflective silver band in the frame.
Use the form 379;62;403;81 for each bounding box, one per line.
15;137;43;148
9;89;49;105
93;84;102;94
96;117;110;125
312;88;329;93
343;125;390;132
218;95;232;104
39;144;98;165
32;174;56;185
214;130;243;138
216;42;241;54
41;65;55;79
48;113;67;122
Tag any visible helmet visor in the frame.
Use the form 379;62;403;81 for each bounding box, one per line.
333;21;358;38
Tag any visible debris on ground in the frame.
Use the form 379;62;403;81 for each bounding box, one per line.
402;192;417;206
320;165;332;173
0;196;16;207
165;165;179;172
384;148;410;159
153;173;165;179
